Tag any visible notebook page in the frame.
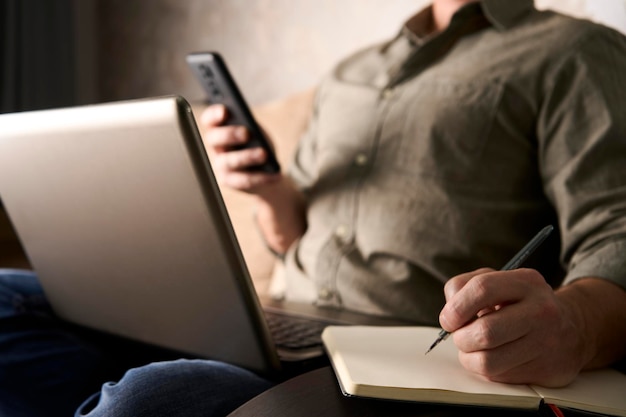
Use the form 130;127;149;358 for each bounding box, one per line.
323;326;540;409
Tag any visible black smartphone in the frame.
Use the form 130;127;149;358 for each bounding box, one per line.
186;51;280;173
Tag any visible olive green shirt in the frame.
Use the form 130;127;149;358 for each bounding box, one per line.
281;0;626;324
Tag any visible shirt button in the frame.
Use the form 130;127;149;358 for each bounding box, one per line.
335;224;349;239
318;287;333;301
354;153;368;166
382;88;394;99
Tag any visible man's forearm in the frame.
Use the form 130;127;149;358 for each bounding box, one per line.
556;277;626;370
254;176;307;255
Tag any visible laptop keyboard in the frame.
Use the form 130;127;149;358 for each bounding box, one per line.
265;311;330;350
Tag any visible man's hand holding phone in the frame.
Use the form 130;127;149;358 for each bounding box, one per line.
200;104;281;194
201;104;307;255
186;52;281;175
191;51;306;254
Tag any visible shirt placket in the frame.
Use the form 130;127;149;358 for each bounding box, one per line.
312;7;491;309
312;49;415;309
313;149;374;307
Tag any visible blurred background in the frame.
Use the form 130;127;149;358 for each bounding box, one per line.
1;0;625;113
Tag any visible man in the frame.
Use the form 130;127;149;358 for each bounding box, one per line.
1;0;625;416
204;0;626;388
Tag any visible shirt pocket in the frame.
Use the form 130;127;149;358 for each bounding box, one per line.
394;78;503;182
313;81;380;177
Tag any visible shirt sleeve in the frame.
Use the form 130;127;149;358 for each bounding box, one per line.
538;27;626;289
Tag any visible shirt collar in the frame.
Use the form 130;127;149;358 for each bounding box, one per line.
401;6;436;45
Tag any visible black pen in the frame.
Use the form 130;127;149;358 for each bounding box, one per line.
425;225;554;355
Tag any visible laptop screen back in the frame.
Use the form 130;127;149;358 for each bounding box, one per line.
0;96;281;375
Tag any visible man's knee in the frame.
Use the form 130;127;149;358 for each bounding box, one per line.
78;359;273;417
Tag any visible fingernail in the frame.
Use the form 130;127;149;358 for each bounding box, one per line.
235;127;248;141
251;148;265;161
213;105;225;119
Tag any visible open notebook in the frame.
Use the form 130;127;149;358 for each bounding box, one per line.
322;326;626;416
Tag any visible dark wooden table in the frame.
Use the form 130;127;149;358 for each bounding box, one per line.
227;366;559;417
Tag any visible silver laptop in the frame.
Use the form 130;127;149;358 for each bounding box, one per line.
0;96;406;376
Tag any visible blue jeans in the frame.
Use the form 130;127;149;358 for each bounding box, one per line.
0;269;273;417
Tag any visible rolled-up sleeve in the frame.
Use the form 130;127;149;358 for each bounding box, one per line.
539;29;626;289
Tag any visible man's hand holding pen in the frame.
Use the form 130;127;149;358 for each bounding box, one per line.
439;267;589;388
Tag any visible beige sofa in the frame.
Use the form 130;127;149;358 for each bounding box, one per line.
0;89;316;296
